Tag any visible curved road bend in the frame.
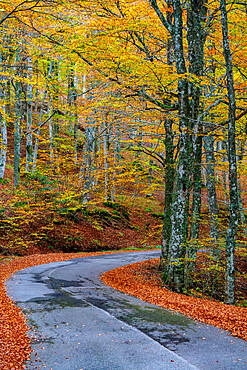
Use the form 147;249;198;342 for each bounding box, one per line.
5;251;247;369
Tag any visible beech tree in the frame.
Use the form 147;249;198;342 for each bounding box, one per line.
148;0;208;291
220;0;238;304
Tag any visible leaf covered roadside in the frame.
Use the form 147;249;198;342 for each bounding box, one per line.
102;259;247;341
0;250;137;370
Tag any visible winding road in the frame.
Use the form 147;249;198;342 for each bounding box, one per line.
5;251;247;369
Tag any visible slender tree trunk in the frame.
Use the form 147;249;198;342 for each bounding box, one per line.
187;131;202;274
0;80;7;179
80;125;95;203
5;80;10;119
67;64;78;163
111;136;117;203
160;1;175;267
32;61;54;173
103;117;111;202
14;49;22;188
204;134;219;241
25;57;33;172
237;177;247;236
220;139;228;203
133;131;142;198
148;142;154;189
220;0;238;304
74;113;78;164
186;0;207;246
190;138;202;241
167;77;193;291
53;61;59;136
92;124;100;190
48;103;54;167
110;122;121;201
0;45;8;179
161;119;175;264
236;141;247;235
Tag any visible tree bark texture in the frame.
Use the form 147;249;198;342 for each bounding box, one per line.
204;134;219;241
220;0;238;304
0;52;7;180
14;49;22;188
32;61;54;173
166;0;207;292
25;57;33;172
161;119;175;263
150;0;208;291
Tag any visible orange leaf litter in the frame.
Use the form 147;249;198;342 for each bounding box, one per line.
102;259;247;342
0;253;246;369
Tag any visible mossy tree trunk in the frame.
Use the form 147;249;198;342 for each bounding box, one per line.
204;134;219;242
14;49;22;188
0;52;7;180
220;0;239;305
161;119;175;264
25;56;33;172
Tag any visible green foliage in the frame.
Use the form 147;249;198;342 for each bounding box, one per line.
0;178;11;184
112;210;121;218
103;201;122;210
162;271;168;285
104;201;130;221
151;212;164;219
13;201;28;208
23;171;49;185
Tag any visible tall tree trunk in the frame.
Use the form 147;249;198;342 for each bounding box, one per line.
150;0;206;291
25;57;33;172
80;125;96;203
103;121;110;202
0;79;7;179
186;0;207;247
48;103;54;167
67;64;78;163
103;116;112;202
0;46;7;179
148;142;154;189
32;61;54;173
187;130;203;275
14;49;22;188
160;0;175;267
74;113;78;165
53;61;59;136
220;0;238;304
204;134;219;242
166;0;207;292
236;140;247;235
5;80;10;119
133;131;142;199
237;177;247;236
219;139;228;203
161;119;175;264
190;138;202;241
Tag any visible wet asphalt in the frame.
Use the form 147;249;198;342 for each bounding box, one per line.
5;250;247;369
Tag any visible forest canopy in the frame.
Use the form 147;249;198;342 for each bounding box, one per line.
0;0;247;304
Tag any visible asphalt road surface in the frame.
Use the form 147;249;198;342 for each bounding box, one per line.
5;250;247;369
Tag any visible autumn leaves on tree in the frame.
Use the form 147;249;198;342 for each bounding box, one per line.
0;0;247;304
